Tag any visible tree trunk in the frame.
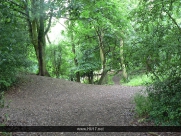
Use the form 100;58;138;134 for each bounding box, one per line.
31;20;39;60
98;70;108;85
26;0;50;76
98;46;108;85
37;0;49;76
120;38;128;82
38;16;45;75
46;34;52;44
88;71;94;84
146;56;152;72
71;30;80;82
76;72;80;82
96;29;108;85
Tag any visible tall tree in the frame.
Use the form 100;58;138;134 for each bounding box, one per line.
65;0;83;82
2;0;60;76
62;0;131;84
120;38;128;82
131;0;181;125
0;1;31;89
130;0;181;80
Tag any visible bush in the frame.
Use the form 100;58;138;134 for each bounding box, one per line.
146;77;181;126
0;92;5;108
134;76;181;126
46;43;71;79
0;4;31;91
122;73;153;86
46;44;62;78
134;92;152;117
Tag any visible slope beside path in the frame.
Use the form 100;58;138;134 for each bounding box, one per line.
1;75;147;136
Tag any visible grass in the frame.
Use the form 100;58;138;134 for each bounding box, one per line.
134;93;152;117
0;92;12;136
106;74;114;85
121;74;153;86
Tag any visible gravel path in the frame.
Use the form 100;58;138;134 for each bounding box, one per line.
0;75;148;136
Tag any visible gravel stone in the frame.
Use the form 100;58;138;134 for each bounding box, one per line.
0;75;180;136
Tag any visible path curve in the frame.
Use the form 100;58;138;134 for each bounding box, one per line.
1;75;146;136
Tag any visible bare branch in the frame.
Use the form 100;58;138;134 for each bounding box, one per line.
44;1;54;35
45;12;53;35
46;34;52;44
60;16;92;21
58;20;67;29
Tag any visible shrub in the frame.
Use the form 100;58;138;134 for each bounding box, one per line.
146;77;181;126
0;4;31;91
134;92;152;117
134;76;181;126
0;92;5;108
122;73;153;86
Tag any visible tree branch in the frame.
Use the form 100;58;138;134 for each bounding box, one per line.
11;14;27;20
9;0;24;9
24;1;33;40
165;11;181;33
60;16;93;21
12;8;28;17
46;34;52;44
45;11;53;35
8;0;28;17
161;1;181;33
58;20;67;29
44;0;56;35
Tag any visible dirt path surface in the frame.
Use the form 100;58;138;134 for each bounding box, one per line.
0;75;153;136
112;71;122;85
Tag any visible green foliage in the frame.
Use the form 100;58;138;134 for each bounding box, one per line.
129;0;181;80
46;41;73;79
99;74;114;85
0;3;30;135
0;92;5;108
107;74;114;85
134;76;181;126
26;45;38;73
61;0;131;83
131;0;181;126
146;77;181;126
0;131;12;136
122;74;153;86
0;4;31;91
0;93;8;136
134;93;152;117
76;46;101;75
46;44;62;78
